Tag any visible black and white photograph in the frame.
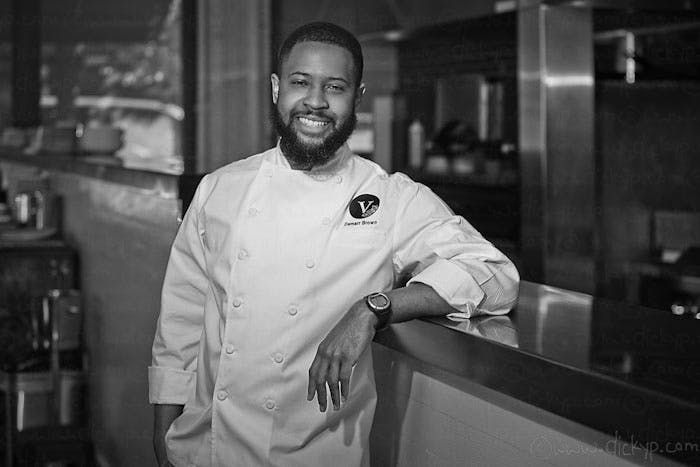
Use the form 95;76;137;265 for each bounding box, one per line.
0;1;699;466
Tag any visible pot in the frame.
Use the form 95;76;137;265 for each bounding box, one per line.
78;125;123;155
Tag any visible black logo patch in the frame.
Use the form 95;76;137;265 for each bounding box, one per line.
349;194;380;219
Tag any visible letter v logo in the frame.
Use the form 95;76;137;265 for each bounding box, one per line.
349;194;380;219
358;200;374;214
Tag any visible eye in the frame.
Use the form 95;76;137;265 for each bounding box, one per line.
291;79;308;87
326;84;346;93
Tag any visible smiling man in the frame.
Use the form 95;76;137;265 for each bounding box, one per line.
150;22;519;467
270;37;361;170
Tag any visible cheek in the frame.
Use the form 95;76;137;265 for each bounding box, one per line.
277;94;304;116
275;99;294;120
331;99;354;120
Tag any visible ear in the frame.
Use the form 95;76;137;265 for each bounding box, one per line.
355;83;366;108
271;73;280;104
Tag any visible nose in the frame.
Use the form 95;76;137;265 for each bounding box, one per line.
303;84;328;110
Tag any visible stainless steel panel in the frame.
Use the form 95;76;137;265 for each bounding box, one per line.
518;4;547;283
518;2;596;292
197;0;273;171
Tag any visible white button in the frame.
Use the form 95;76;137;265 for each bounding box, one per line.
232;298;242;308
288;305;298;316
305;258;315;269
217;391;228;401
238;249;249;260
334;175;343;184
273;352;284;364
321;217;331;226
225;344;236;355
248;207;258;216
265;400;275;410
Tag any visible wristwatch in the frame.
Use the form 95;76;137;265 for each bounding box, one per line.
365;292;392;331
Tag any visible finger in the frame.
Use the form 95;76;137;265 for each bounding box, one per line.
315;358;330;412
339;359;353;403
317;382;328;412
327;357;341;410
308;356;321;401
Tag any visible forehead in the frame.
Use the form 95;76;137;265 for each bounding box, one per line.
281;41;356;84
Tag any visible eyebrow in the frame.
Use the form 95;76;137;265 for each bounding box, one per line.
287;71;350;85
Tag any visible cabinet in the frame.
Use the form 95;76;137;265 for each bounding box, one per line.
0;241;86;466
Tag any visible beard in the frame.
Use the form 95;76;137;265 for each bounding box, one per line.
272;106;357;170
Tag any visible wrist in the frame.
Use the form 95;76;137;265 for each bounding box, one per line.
353;300;379;329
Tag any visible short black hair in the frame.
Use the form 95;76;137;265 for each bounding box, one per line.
277;22;364;87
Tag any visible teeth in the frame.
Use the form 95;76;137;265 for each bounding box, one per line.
299;117;328;127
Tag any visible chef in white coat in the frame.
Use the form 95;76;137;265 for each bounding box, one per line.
150;22;519;467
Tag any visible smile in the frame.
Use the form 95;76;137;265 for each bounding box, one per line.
298;116;330;128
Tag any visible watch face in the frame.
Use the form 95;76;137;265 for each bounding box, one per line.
369;293;390;310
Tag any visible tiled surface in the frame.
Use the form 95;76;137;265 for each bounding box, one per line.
371;344;673;467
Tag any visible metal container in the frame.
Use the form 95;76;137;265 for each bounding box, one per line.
12;190;60;231
0;370;86;431
30;290;82;352
78;125;124;155
13;192;35;227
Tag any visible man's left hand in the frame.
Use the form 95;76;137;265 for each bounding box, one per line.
307;299;378;412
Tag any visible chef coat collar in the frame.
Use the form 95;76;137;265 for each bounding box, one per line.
270;140;352;180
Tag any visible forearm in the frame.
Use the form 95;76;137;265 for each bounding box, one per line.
153;403;183;466
384;282;455;325
307;282;457;411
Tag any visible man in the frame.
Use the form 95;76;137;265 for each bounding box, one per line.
150;22;519;467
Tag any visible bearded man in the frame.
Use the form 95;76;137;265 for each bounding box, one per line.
150;21;519;467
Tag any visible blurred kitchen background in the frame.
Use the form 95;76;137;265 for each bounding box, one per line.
1;0;700;465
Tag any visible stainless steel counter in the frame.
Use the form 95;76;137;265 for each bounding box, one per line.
375;281;700;465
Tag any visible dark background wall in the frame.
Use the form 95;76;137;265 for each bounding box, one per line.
596;81;700;300
397;13;517;141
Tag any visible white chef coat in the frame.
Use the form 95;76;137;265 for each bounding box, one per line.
149;144;519;467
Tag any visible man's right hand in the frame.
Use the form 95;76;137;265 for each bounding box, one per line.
153;404;184;467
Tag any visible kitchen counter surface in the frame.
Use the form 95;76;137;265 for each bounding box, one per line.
0;148;179;196
375;281;700;465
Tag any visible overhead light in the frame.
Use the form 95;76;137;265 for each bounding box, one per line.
383;30;405;42
357;29;406;43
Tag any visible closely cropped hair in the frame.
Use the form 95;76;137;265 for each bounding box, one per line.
277;22;364;87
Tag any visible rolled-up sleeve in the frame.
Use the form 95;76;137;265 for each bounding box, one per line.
149;175;210;404
392;177;519;319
